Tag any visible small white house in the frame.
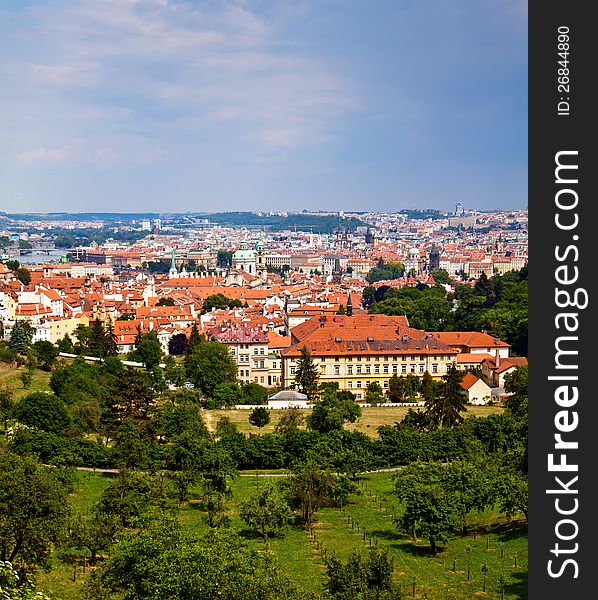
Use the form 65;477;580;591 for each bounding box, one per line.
267;390;309;409
459;373;492;405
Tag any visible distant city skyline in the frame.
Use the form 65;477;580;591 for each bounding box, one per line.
1;0;527;213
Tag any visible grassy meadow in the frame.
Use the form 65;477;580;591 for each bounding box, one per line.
36;469;527;600
206;404;504;438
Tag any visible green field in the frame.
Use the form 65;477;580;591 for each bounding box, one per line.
0;363;52;399
206;404;505;438
36;470;527;600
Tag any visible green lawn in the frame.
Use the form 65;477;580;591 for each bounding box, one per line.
0;363;52;399
37;470;527;600
206;404;504;438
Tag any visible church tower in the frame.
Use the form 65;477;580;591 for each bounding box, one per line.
168;249;178;279
255;240;267;282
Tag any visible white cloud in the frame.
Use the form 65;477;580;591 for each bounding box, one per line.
5;0;356;154
19;145;72;162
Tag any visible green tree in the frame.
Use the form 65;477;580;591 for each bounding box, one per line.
57;334;74;353
200;293;243;314
113;417;149;470
424;364;467;428
442;459;495;535
70;511;120;565
212;382;243;407
361;285;377;310
387;374;405;403
185;323;202;354
307;390;361;434
240;484;293;543
241;381;269;405
394;462;459;554
104;318;118;357
86;519;301;600
430;269;452;285
31;340;58;371
504;366;528;418
420;371;435;404
14;267;32;286
249;406;271;430
0;451;70;572
293;346;320;400
184;339;237;398
274;407;304;434
0;387;15;431
156;297;175;306
13;391;71;434
88;319;108;358
365;381;384;405
134;332;162;369
215;416;238;438
8;320;35;352
287;463;337;526
73;324;93;353
325;547;398;600
0;561;52;599
96;470;165;528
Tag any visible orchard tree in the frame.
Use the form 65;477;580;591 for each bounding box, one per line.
325;547;398;600
0;451;70;572
86;519;302;600
70;511;120;565
240;484;293;544
274;407;304;433
394;462;458;554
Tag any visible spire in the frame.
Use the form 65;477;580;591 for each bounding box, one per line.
346;292;353;317
169;248;178;278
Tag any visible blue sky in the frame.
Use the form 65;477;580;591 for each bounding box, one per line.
0;0;527;214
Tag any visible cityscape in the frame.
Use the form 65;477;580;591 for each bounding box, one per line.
0;207;528;600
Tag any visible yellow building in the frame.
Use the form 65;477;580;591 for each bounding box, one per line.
281;314;458;400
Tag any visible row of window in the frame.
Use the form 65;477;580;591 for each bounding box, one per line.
338;363;439;375
290;364;441;376
324;354;449;362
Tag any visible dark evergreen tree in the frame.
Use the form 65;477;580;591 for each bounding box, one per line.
424;364;467;428
294;346;320;400
8;320;35;352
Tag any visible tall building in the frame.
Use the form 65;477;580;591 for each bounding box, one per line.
429;244;440;272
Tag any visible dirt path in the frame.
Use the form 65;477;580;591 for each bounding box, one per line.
202;407;216;434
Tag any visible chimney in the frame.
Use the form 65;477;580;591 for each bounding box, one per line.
495;352;500;369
